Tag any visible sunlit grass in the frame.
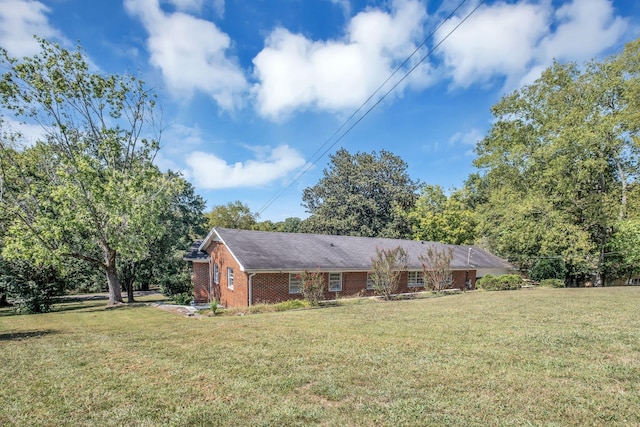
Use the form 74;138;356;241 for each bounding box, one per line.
1;287;639;426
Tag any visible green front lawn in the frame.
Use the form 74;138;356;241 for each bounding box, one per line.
1;287;639;426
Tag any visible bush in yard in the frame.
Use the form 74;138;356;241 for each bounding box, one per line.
530;258;568;282
369;246;408;300
210;299;221;314
173;292;193;305
298;270;326;306
159;269;192;298
0;258;65;313
540;278;565;288
477;274;523;291
420;245;454;291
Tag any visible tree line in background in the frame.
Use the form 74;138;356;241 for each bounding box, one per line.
1;37;639;312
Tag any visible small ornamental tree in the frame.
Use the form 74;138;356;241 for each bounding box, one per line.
298;270;326;306
369;246;408;300
420;245;454;291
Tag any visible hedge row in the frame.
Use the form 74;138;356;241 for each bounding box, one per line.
476;274;523;291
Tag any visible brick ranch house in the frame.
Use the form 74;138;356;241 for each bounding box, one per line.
184;227;513;308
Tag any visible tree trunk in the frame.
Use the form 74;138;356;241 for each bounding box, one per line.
0;293;11;307
103;246;123;306
126;278;135;303
121;262;136;303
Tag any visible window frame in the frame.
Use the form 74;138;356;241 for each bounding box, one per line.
407;271;424;288
289;273;302;294
328;272;342;292
213;263;220;284
366;273;374;290
227;267;234;290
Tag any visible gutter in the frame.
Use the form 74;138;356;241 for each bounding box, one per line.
248;273;256;306
209;257;213;304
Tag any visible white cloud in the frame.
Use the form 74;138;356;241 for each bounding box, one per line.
212;0;225;18
0;117;44;147
185;145;306;189
164;0;224;16
449;128;482;156
328;0;351;17
436;0;628;89
436;2;550;88
0;0;65;57
165;0;202;13
162;123;207;149
252;0;430;120
449;128;482;147
125;0;247;111
537;0;628;63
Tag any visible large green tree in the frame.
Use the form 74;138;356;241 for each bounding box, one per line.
408;185;477;245
473;37;640;283
206;200;258;230
119;174;207;301
0;39;180;305
302;148;419;238
605;219;640;283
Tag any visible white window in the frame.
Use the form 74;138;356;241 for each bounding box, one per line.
227;267;234;290
407;271;424;288
329;272;342;292
366;273;374;290
213;264;219;284
289;273;302;294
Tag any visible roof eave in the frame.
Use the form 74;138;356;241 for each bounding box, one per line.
183;257;210;263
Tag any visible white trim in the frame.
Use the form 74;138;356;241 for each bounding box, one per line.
366;273;374;290
239;267;479;274
213;263;220;284
328;272;342;292
289;273;302;294
227;267;234;290
184;258;210;263
199;228;247;272
407;271;424;288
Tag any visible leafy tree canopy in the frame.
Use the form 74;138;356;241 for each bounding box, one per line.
0;39;181;305
302;148;419;238
605;218;640;282
409;185;477;245
473;37;640;282
205;201;258;230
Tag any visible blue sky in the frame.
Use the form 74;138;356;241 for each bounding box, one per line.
1;0;638;221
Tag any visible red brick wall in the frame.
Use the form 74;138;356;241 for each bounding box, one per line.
246;269;479;306
451;270;476;290
192;262;210;303
252;272;377;304
251;273;293;304
206;241;248;308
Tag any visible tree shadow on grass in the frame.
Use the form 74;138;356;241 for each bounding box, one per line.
0;301;109;317
0;329;59;341
53;302;109;313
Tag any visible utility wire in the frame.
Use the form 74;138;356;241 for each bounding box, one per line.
256;0;486;218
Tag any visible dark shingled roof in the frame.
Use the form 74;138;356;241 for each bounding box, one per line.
204;228;511;273
183;240;210;261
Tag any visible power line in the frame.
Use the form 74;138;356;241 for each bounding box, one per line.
256;0;486;218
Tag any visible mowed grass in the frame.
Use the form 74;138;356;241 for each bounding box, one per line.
1;288;639;426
